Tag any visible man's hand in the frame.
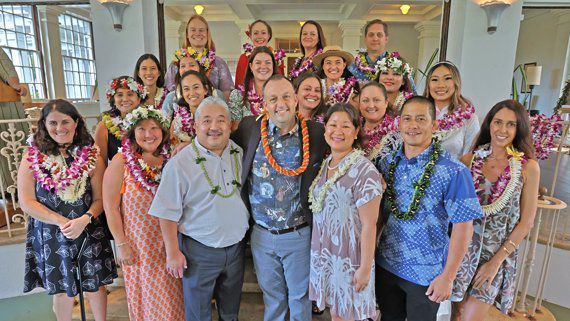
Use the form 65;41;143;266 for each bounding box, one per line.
426;273;453;303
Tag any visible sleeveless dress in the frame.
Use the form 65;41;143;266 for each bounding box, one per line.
107;130;121;162
309;155;383;320
120;161;185;321
452;175;524;313
24;158;117;297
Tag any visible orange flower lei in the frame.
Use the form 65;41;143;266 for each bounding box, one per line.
260;112;310;176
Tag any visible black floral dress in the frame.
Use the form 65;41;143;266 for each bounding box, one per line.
24;159;117;297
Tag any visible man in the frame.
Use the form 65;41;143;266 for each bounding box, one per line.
348;19;389;82
374;96;483;321
149;96;250;321
232;74;327;321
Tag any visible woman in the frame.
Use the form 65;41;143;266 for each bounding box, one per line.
18;99;117;321
94;76;146;163
289;20;326;82
376;51;414;112
164;15;232;98
424;61;480;160
228;46;278;129
451;100;539;320
104;106;185;321
309;103;382;321
134;53;168;109
170;70;212;147
235;20;285;87
359;81;400;161
294;72;327;123
313;46;357;107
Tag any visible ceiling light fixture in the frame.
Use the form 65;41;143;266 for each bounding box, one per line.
400;4;411;15
98;0;131;31
299;21;305;26
194;5;204;15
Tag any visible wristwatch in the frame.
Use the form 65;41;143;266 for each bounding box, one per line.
84;212;94;223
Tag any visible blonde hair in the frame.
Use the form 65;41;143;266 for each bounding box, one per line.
184;14;215;51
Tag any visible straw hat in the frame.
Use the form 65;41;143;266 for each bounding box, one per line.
312;45;354;69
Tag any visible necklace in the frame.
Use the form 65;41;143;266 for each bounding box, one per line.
392;91;413;112
435;104;475;141
363;114;398;158
354;50;384;81
172;104;195;143
102;114;124;140
191;138;241;198
120;138;169;194
238;84;264;116
28;144;100;203
471;144;526;217
260;112;310;177
309;149;363;213
290;49;323;79
384;139;442;220
322;77;357;106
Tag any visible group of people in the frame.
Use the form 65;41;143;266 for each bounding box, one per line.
17;15;542;321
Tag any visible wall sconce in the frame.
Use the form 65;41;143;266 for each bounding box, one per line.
400;4;411;15
194;5;205;15
479;0;510;34
98;0;131;32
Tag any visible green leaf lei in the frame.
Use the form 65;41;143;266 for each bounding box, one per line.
384;139;441;220
191;138;241;198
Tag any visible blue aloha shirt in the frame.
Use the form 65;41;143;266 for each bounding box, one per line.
375;142;483;286
348;51;388;82
248;119;304;230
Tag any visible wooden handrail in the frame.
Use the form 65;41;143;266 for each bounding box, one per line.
0;81;21;103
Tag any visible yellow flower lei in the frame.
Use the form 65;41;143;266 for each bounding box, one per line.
102;114;123;140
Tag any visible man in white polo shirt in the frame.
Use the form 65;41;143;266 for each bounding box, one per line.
149;96;249;321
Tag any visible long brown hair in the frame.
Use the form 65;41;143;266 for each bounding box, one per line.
242;46;278;105
183;14;215;51
423;61;472;113
294;72;327;120
473;99;535;159
299;20;326;56
33;99;93;155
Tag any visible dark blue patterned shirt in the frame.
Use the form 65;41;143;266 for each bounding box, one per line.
249;120;304;230
375;142;483;286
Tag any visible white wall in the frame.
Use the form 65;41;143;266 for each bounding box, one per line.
515;9;570;115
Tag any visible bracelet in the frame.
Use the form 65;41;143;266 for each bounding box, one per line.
116;242;127;247
502;246;512;255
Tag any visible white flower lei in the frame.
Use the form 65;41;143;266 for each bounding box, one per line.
367;132;400;161
123;105;170;131
309;149;364;213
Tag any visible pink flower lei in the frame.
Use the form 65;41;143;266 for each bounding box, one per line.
27;144;99;194
238;84;264;116
437;104;475;131
354;49;380;81
362;114;398;156
290;49;323;79
323;77;357;106
174;104;196;138
120;138;170;194
471;144;527;211
529;113;563;160
242;43;286;67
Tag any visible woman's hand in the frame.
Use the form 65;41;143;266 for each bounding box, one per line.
60;215;89;239
117;244;136;266
166;249;187;279
472;260;501;290
353;266;371;292
13;83;27;96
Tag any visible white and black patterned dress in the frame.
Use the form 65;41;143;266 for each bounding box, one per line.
24;160;117;297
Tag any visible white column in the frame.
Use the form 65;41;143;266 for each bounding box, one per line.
446;0;524;120
164;19;182;58
90;0;159;111
37;5;66;99
414;21;441;94
338;20;366;55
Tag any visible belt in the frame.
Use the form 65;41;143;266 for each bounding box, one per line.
256;222;309;235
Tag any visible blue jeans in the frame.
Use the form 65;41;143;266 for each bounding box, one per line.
250;224;312;321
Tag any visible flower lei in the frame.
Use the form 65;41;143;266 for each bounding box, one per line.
290;49;323;79
308;149;363;213
191;138;241;197
119;138;170;194
242;43;286;67
529;113;563;160
384;139;442;220
435;104;476;141
471;144;526;217
150;87;168;109
102;114;124;140
27;144;100;203
106;77;147;103
354;49;385;81
363;114;398;159
173;47;216;73
123;105;170;131
238;84;264;116
172;104;195;143
376;51;413;76
392;90;413;111
322;77;357;106
260;112;310;176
